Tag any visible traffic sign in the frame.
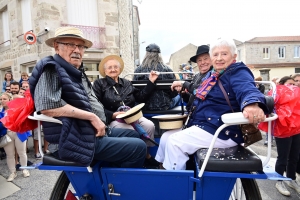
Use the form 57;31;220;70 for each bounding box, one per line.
24;31;37;45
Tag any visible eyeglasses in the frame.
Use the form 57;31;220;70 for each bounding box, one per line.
56;42;87;51
105;66;120;70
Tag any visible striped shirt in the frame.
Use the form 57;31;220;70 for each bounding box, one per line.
34;66;106;123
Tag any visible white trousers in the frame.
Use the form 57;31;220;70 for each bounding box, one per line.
160;126;237;170
3;130;27;173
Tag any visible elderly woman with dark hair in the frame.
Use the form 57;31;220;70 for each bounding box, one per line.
133;44;180;111
93;55;160;168
156;38;269;171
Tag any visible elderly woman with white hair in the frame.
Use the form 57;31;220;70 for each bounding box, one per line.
156;38;270;170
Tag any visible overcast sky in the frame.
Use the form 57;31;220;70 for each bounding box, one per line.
133;0;300;62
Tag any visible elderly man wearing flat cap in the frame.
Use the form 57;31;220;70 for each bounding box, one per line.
29;27;146;168
171;45;213;111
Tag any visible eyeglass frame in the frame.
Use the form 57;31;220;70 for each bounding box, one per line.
56;41;88;51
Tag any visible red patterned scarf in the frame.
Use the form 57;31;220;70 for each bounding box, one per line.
194;69;224;100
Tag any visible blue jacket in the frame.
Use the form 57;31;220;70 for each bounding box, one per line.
29;55;95;166
187;62;268;144
0;109;7;137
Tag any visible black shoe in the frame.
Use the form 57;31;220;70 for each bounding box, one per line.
144;157;160;169
27;160;33;166
16;163;21;171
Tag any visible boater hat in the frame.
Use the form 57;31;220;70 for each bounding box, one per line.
98;55;124;77
116;103;145;124
45;27;93;48
189;45;210;63
152;114;187;130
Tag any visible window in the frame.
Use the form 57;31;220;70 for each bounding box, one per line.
296;68;300;73
263;47;270;59
83;63;100;82
1;8;10;46
21;61;36;76
295;46;300;58
67;0;98;26
21;0;32;33
278;46;285;58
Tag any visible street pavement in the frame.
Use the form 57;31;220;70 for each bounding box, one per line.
1;133;300;200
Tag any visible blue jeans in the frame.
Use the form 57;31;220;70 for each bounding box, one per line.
169;95;181;109
94;128;146;168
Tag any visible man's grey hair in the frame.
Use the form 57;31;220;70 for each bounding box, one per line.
141;52;164;69
209;38;237;56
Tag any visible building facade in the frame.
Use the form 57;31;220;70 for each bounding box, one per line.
168;43;198;73
236;36;300;81
0;0;139;86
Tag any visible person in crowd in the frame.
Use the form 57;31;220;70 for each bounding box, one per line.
273;76;300;196
0;92;30;181
133;43;180;111
29;26;146;167
271;76;279;85
293;74;300;183
292;74;300;87
255;76;265;94
5;85;11;93
156;38;269;170
2;72;15;92
19;72;29;84
170;45;213;111
93;55;159;168
155;45;213;167
10;82;21;95
18;87;26;96
21;81;30;91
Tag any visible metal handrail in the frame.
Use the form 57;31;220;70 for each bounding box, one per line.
123;72;194;78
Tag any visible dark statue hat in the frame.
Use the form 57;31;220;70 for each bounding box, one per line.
146;43;161;53
189;45;210;63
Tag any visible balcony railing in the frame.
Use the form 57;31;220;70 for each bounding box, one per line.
61;23;106;49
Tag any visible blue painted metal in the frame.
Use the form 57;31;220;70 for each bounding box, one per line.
263;165;291;181
101;168;194;200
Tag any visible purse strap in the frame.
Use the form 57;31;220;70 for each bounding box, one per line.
218;80;234;113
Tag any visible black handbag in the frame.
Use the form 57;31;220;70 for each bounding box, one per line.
218;81;262;147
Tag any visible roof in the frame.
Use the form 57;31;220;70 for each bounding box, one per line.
247;63;300;68
245;36;300;43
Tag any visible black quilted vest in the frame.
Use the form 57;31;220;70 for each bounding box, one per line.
29;55;95;166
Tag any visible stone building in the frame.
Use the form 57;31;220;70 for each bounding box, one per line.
0;0;140;87
168;43;198;73
236;36;300;81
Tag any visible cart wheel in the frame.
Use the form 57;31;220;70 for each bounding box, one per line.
230;178;262;200
49;171;71;200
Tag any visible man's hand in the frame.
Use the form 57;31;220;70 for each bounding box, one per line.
112;111;126;119
90;114;106;137
149;70;159;83
171;81;184;92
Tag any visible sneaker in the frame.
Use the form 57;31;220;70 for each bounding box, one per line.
23;169;30;178
7;172;17;182
44;150;50;154
35;153;42;160
276;181;290;196
285;180;300;193
264;141;268;146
